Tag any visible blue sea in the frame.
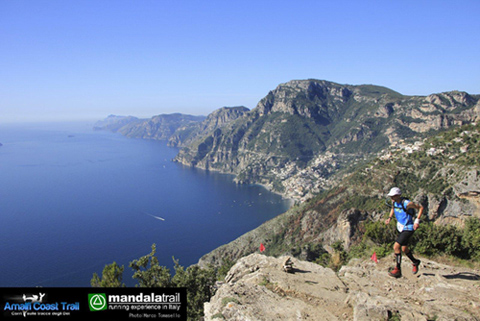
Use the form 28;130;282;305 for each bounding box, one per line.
0;122;290;287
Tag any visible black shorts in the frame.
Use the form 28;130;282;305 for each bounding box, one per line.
396;230;414;246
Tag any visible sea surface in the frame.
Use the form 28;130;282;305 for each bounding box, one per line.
0;122;291;286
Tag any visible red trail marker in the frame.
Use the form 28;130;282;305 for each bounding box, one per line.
259;243;265;253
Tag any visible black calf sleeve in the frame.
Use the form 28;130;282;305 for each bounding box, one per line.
395;253;402;269
405;250;417;263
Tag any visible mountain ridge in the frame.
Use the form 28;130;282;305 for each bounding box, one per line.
94;79;480;201
94;113;207;141
174;79;479;200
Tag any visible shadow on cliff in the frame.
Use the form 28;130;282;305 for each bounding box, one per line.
290;268;310;274
442;272;480;281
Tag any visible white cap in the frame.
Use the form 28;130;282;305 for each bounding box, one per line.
387;187;402;197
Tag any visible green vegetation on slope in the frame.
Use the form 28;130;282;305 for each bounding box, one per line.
312;122;480;269
91;244;222;321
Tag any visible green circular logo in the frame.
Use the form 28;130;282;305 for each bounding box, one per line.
88;293;107;311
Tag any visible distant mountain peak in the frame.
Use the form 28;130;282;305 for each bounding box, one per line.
174;79;480;200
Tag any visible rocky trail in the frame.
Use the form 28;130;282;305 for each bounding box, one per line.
205;253;480;320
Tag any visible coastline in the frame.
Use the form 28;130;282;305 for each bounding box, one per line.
174;159;297;208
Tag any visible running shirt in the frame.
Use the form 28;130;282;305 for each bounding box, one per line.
393;199;414;231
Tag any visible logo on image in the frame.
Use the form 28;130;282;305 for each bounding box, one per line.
2;290;80;318
88;293;107;311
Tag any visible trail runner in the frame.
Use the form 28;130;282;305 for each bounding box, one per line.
385;187;424;278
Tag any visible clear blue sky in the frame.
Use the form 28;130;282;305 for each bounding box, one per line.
1;0;479;123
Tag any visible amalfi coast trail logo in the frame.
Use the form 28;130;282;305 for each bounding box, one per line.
2;289;81;319
5;292;47;317
23;292;46;303
88;293;107;311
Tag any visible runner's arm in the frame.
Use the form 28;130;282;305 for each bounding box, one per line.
407;202;424;219
407;201;424;229
385;206;395;224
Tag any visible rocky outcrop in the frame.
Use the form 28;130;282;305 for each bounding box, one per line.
319;209;368;250
454;170;480;197
453;170;480;221
205;253;480;321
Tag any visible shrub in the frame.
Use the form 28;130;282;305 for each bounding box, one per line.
221;297;241;307
216;258;235;281
346;240;368;260
364;220;397;245
315;253;332;268
212;313;225;319
330;241;347;271
412;223;463;257
362;218;480;262
172;261;217;321
462;218;480;260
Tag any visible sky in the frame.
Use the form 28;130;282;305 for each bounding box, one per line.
1;0;479;123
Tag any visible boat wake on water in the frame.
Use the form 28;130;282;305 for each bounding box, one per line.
144;212;165;221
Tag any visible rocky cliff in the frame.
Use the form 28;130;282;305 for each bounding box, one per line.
167;106;249;147
205;253;480;320
175;79;480;200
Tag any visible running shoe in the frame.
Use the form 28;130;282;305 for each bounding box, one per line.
388;267;402;278
412;260;421;275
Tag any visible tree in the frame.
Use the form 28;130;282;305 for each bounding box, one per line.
91;244;219;320
172;258;217;320
462;218;480;260
90;261;125;287
129;243;172;287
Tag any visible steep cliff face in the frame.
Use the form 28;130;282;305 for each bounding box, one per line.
205;254;480;321
167;106;249;147
174;79;480;199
